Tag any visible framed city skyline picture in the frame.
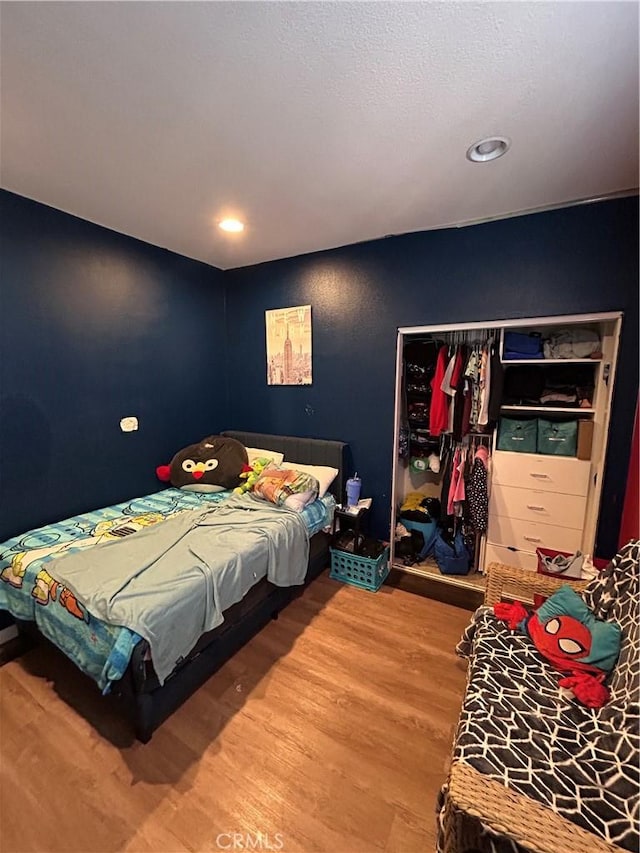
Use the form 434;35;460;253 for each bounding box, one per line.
265;305;312;385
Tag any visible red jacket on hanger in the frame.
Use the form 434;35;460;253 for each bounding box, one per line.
429;345;450;436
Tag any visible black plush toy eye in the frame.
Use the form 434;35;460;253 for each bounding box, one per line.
182;459;196;472
204;458;219;471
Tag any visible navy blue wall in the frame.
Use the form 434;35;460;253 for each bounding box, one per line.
2;191;637;558
225;197;639;558
0;190;227;541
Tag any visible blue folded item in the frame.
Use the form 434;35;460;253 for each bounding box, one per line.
504;331;543;357
503;350;545;360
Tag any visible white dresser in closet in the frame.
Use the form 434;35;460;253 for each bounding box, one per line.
485;452;591;570
483;311;622;571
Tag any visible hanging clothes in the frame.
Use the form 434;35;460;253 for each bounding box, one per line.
465;347;482;429
467;445;490;533
446;445;467;517
487;339;504;423
440;347;457;433
453;446;467;517
452;345;469;440
439;442;454;529
429;345;450;437
447;447;459;516
448;347;465;433
461;378;473;437
477;340;493;426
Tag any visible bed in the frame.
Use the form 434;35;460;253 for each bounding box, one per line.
0;430;347;742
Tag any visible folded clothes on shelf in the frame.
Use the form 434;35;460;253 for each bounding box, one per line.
502;364;594;407
543;327;601;359
539;391;578;405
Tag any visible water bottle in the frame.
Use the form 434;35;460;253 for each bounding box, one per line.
346;473;362;507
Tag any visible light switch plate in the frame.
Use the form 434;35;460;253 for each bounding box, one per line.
120;417;139;432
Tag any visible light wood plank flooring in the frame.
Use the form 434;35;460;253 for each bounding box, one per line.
0;572;471;853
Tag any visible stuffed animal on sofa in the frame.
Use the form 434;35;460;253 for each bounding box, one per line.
156;435;248;493
494;585;622;707
234;457;273;495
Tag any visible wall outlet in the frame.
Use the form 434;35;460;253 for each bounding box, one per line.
120;416;139;432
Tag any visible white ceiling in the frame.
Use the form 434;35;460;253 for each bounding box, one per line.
1;2;638;270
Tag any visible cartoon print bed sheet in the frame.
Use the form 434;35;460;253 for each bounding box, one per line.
0;488;335;692
0;489;231;690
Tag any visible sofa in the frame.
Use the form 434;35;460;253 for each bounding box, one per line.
438;540;639;853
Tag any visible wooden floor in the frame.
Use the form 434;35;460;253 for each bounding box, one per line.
0;572;471;853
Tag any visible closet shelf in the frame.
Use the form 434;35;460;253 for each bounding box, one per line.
500;358;601;365
501;405;595;414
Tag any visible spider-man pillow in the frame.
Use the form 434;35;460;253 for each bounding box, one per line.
495;585;622;707
527;585;621;675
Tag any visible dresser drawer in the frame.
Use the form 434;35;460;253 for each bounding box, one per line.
492;451;591;497
483;542;538;573
490;484;587;530
487;514;583;553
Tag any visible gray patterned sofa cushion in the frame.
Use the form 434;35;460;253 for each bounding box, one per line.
452;540;639;852
582;541;640;712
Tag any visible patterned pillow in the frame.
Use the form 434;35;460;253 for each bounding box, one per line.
253;466;319;512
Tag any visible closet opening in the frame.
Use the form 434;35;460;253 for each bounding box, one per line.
391;312;622;597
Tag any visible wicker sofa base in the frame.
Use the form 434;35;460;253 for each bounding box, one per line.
439;761;623;853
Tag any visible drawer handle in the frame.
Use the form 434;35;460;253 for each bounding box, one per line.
529;473;550;479
524;535;542;543
526;504;546;511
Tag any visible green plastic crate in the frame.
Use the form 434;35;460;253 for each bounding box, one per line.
329;543;390;592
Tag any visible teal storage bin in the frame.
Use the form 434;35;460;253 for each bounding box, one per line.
330;542;390;591
497;417;538;453
537;418;578;457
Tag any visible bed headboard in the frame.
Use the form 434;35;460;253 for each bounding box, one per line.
221;431;348;501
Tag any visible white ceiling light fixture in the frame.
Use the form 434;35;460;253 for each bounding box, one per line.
218;218;245;233
466;136;511;163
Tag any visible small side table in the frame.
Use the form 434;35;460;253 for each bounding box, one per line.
332;503;371;554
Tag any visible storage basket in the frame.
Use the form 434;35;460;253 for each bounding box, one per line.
534;547;610;606
497;417;538;453
330;541;390;592
537;418;578;457
536;547;609;577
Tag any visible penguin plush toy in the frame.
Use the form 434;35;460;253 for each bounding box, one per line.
156;436;248;493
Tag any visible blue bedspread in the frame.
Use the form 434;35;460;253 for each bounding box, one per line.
0;488;334;691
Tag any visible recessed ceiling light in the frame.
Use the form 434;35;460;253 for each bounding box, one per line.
218;218;245;233
466;136;511;163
